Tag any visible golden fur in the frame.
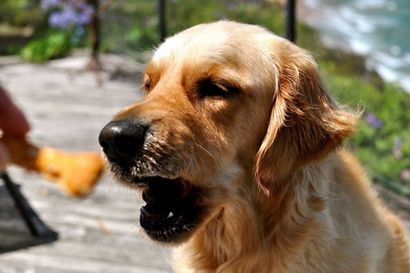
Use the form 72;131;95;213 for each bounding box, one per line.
112;21;410;272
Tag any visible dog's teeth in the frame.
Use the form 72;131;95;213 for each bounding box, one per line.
167;211;174;219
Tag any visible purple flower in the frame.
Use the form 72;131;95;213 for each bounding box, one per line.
49;7;77;28
41;0;62;10
44;0;94;29
75;4;94;25
366;113;383;129
49;11;65;28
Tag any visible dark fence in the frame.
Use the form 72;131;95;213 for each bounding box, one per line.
285;0;296;42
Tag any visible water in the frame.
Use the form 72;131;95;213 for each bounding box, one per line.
299;0;410;92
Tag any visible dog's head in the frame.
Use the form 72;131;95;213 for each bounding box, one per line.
99;21;356;244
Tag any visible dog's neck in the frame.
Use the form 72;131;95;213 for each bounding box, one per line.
177;162;329;272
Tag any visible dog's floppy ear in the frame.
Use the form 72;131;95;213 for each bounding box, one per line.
255;44;357;193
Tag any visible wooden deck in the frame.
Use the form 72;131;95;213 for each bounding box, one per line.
0;55;172;273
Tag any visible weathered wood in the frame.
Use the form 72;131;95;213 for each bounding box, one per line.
0;55;172;272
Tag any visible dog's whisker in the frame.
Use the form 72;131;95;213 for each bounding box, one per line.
195;143;217;164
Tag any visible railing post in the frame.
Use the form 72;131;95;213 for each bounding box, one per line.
158;0;167;42
285;0;296;43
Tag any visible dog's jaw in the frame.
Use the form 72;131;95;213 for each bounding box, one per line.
136;176;207;243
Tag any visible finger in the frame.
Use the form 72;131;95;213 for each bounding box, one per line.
0;103;31;136
0;91;30;136
0;142;10;171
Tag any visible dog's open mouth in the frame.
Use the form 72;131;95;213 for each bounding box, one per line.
133;176;204;243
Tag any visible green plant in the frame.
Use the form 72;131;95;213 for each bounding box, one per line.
20;30;72;62
318;60;410;196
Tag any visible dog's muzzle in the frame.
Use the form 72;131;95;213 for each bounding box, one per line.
99;119;207;243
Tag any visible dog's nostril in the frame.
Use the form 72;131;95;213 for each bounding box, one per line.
99;138;110;150
98;119;147;163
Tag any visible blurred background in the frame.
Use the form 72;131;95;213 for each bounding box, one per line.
1;0;409;195
0;0;410;272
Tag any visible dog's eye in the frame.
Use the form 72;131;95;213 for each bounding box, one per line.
197;79;238;99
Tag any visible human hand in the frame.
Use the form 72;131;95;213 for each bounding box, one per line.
0;86;30;170
0;142;9;171
0;87;30;136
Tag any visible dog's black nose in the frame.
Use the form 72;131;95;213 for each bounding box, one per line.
99;119;147;163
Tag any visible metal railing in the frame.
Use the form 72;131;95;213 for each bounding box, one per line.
285;0;296;42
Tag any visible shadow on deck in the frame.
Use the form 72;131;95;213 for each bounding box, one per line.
0;174;58;254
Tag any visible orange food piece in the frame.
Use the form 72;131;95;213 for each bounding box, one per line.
1;136;104;197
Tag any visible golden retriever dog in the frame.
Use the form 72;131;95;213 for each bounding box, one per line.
99;21;410;273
